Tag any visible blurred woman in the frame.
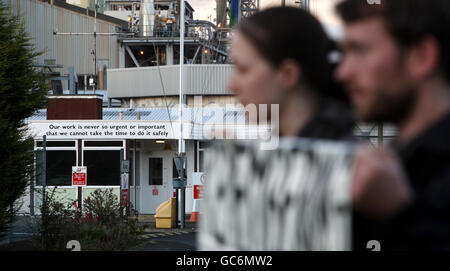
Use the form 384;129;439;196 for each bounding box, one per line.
227;7;354;139
199;7;358;251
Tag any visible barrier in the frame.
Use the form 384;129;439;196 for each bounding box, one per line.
190;199;200;222
155;197;177;228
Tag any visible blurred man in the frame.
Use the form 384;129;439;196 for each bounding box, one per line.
336;0;450;250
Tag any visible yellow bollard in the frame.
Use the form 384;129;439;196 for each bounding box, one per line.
155;197;177;228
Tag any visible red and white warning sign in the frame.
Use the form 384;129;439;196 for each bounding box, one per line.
121;173;129;207
192;172;206;199
72;166;87;186
193;185;203;199
121;189;129;206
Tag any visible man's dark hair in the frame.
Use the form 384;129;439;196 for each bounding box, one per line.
336;0;450;82
236;7;341;100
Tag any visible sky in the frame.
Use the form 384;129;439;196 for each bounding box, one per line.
188;0;341;25
188;0;343;38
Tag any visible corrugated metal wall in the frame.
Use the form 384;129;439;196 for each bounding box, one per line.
6;0;119;75
107;64;234;98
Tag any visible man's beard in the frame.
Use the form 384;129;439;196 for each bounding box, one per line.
364;85;417;124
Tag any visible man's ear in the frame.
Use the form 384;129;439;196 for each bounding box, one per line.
407;36;440;81
278;59;302;91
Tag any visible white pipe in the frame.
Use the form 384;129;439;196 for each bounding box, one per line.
179;0;185;155
179;0;186;230
140;0;155;37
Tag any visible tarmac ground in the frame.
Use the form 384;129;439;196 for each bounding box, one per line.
0;214;198;251
133;214;198;251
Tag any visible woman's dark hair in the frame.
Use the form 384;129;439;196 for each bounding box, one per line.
236;7;348;104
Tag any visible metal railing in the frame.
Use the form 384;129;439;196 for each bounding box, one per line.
138;30;200;38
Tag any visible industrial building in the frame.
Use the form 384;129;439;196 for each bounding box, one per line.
11;0;253;218
8;0;394;219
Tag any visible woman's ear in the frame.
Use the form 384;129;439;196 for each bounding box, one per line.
278;59;303;91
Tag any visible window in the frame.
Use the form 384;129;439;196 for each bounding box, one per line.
149;158;163;186
35;150;76;186
197;141;211;172
36;141;76;147
83;150;121;186
84;141;124;147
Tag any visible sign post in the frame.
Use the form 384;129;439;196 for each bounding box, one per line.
120;158;130;211
173;155;187;228
42;135;47;209
72;166;86;218
120;173;129;207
